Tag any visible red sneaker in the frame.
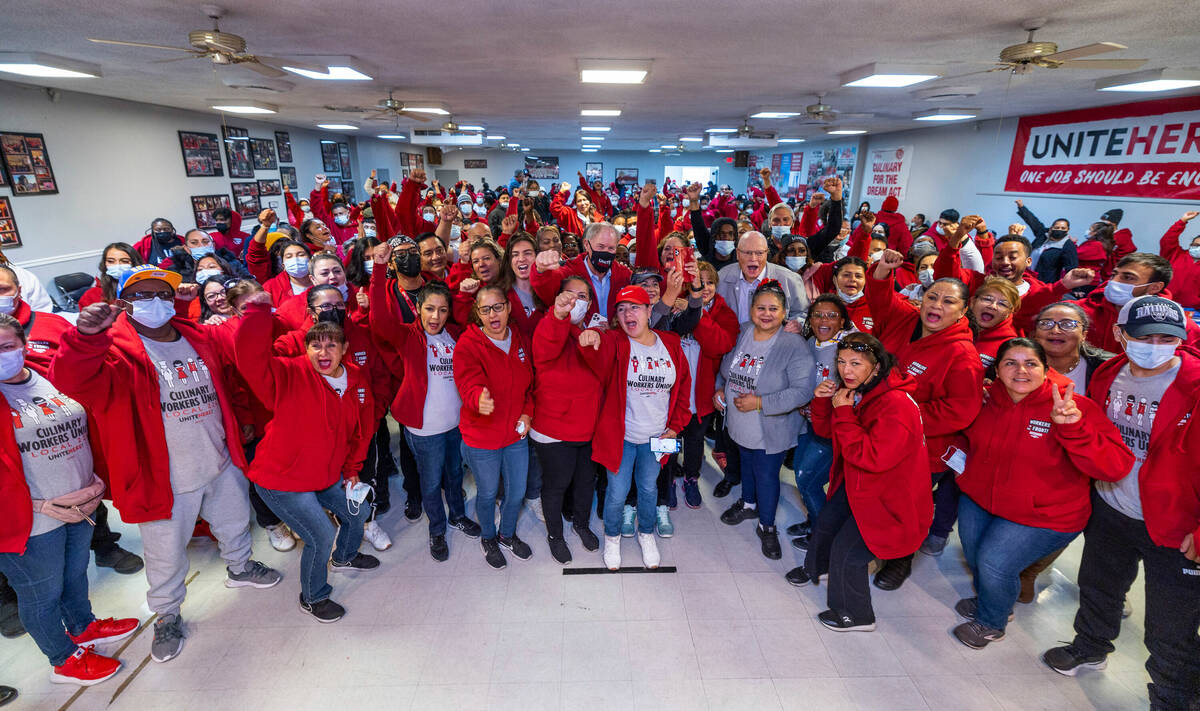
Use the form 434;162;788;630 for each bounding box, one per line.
68;617;139;646
50;646;121;686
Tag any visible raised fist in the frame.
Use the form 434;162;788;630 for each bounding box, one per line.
76;303;119;335
535;250;562;273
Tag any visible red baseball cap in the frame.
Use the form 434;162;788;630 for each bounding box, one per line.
615;285;651;305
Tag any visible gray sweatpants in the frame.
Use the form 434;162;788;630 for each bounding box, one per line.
139;462;254;616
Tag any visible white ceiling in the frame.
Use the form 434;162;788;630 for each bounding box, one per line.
2;0;1198;151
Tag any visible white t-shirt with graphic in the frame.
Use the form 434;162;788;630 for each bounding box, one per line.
624;335;676;444
1097;362;1177;520
410;330;460;437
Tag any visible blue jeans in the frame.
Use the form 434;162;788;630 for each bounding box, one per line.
462;439;528;539
255;481;369;604
738;446;786;527
405;427;468;536
0;522;95;666
525;444;543;500
604;441;660;537
958;495;1079;630
793;428;833;523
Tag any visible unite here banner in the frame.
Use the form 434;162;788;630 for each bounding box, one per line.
862;146;913;200
1005;95;1200;200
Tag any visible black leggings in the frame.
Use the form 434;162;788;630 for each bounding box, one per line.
804;485;878;623
533;440;595;538
680;412;712;480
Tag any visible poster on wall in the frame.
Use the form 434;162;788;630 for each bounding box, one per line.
375;168;390;185
525;155;559;180
191;194;232;230
320;141;341;173
257;178;282;196
464;159;488;169
222;126;254;178
411;153;424;172
274;131;292;163
177;131;225;177
340;180;356;203
338;142;352;178
615;168;639;186
1005;95;1200;200
0;197;21;247
250;138;277;171
230;182;259;219
279;166;298;192
585;162;603;182
1;132;59;196
861;145;913;202
805;147;857;200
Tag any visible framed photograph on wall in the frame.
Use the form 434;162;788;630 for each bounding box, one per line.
615;168;639;186
222;125;254;178
464;159;488;169
279;166;298;192
191;194;232;230
340;180;356;203
177;130;225;177
1;132;60;196
230;182;259;219
375;168;390;185
320;141;340;173
250;138;277;171
337;142;352;178
257;178;282;196
585;162;603;182
0;197;21;247
274;131;292;163
524;155;558;180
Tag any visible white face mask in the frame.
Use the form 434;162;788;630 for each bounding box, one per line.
130;296;175;329
195;269;222;284
784;256;806;272
838;289;864;304
770;225;789;239
1103;279;1137;306
459;204;472;215
528;190;541;198
363;226;377;238
105;263;133;281
627;225;637;237
918;268;935;288
1122;336;1178;370
422;211;436;222
681;199;690;208
614;225;626;235
714;240;735;257
935;223;946;236
475;205;487;216
0;295;14;315
869;251;883;263
1189;245;1200;260
569;298;590;324
0;348;25;381
284;257;310;278
450;225;462;240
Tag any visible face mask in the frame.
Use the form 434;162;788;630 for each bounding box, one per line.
283;257;310;278
499;201;509;210
475;206;487;216
869;251;883;263
1048;229;1068;241
1189;245;1200;260
706;240;731;258
316;307;347;327
0;296;14;315
918;268;935;288
528;190;541;198
333;214;350;226
393;251;422;277
784;256;806;272
589;249;615;274
422;211;436;222
935;224;946;236
302;208;314;219
336;284;349;300
130;296;175;329
213;222;230;233
1103;279;1137;306
569;298;589;324
190;244;214;260
475;197;484;205
195;268;222;284
459;204;472;215
105;263;133;281
450;224;462;240
614;225;626;235
363;260;374;275
837;289;864;304
153;230;176;244
770;225;789;239
363;226;377;238
1123;338;1177;369
681;199;690;208
627;225;637;237
0;348;25;381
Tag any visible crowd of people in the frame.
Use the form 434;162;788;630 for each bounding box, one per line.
0;165;1197;710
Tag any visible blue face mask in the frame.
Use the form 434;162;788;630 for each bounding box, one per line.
333;214;350;226
195;268;222;284
129;297;175;329
190;244;215;260
284;257;309;278
105;263;133;281
363;260;374;275
771;225;789;239
784;256;806;272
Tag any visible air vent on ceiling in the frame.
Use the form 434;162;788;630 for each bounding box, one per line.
410;129;484;146
707;132;779;149
220;76;295;93
913;86;981;102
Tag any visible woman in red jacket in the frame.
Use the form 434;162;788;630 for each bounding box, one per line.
452;240;504;325
952;338;1132;649
867;249;985;589
970;277;1021;368
0;315;138;685
499;233;545;344
785;333;932;632
78;243;144;308
576;285;693;571
550;182;601;235
454;286;536;570
531;276;603;564
235;293;380;623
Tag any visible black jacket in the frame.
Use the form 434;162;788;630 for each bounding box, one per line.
1017;204;1079;283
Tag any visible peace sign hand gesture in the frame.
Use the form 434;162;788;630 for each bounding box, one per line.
1050;382;1082;425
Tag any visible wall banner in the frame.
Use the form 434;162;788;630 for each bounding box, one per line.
862;145;912;201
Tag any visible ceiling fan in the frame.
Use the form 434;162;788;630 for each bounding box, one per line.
87;5;313;78
799;93;874;124
357;90;435;122
972;18;1148;75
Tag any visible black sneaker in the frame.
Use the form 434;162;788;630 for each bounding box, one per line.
785;521;811;538
682;478;701;509
954;597;1014;623
498;534;532;561
404;498;422;522
573;524;600;552
872;557;912;591
1042;644;1108;677
448;516;481;539
331;553;381;572
757;524;782;560
953;621;1005;649
430;535;449;562
299;594;345;623
547;535;572;565
93;545;145;575
666;478;678;511
790;534;810;552
0;595;24;639
712;478;735;499
719;499;758;526
481;537;507;570
785;566;812;587
817;609;875;632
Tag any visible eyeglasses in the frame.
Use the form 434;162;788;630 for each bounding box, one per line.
811;311;842;320
976;295;1012;309
312;303;343;312
477;303;508;315
738;249;767;258
1036;319;1081;332
122;291;174;302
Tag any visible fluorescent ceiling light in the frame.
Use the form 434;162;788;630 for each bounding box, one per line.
777;138;806;143
403;103;450;115
320;140;337;144
377;134;406;140
679;136;703;142
715;149;734;153
210;100;278;114
578;59;651;84
457;125;485;131
841;63;942;88
0;52;100;78
660;144;679;149
507;143;520;147
581;105;622;116
282;64;372;81
913;107;979;121
825;128;867;135
1095;68;1200;92
648;149;662;153
582;135;606;141
521;148;530;151
485;134;505;140
581;148;599;152
583;144;602;148
750;110;801;119
317;123;358;130
705;128;737;133
580;125;611;132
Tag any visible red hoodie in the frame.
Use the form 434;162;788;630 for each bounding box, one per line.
866;272;985;472
692;296;739;418
272;318;391;422
453;325;535;450
810;370;932;559
876;196;912;255
1159;220;1200;309
48;314;247;523
15;300;72;372
975;316;1020;368
235;304;373;492
959;371;1133;532
530;312;603;442
1087;347;1200;548
531;254;632;324
550;189;601;236
310;185;359;247
576;328;693;473
1071;286;1200;354
934;241;1069;334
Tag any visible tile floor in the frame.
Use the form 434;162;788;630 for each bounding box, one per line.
1;449;1154;711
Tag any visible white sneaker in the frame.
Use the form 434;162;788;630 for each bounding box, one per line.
363;520;393;551
603;535;622;571
637;532;660;569
266;524;296;552
526;497;546;522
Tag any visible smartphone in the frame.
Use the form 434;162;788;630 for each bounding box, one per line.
681;246;694;265
587;313;606;329
650;437;680;455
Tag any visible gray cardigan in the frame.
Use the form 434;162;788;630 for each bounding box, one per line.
715;325;815;454
716;261;810;325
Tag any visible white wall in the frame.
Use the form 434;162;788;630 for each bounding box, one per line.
0;80;421;283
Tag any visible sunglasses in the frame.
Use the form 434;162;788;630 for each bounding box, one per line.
839;341;875;354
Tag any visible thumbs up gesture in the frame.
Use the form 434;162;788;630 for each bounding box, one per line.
477;387;495;415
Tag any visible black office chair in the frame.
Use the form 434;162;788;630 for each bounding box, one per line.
51;272;95;313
